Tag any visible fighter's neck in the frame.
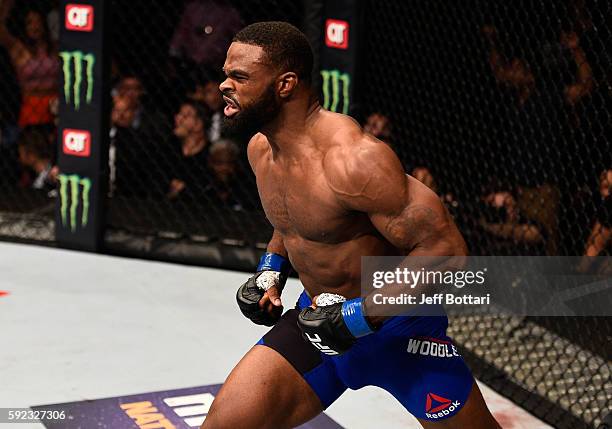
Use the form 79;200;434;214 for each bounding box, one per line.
261;96;321;155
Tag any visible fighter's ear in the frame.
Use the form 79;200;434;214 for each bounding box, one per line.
277;72;299;98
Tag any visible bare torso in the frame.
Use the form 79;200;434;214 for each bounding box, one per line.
249;110;464;299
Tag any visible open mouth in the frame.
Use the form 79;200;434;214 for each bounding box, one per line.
223;96;240;118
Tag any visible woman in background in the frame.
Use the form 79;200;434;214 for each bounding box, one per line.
0;0;59;127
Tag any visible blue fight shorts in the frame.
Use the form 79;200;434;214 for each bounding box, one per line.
256;291;474;421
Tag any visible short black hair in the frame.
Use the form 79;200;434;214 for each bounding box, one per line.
180;99;209;125
233;21;313;85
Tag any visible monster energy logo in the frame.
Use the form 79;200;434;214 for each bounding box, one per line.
58;174;91;232
60;51;95;110
320;70;350;114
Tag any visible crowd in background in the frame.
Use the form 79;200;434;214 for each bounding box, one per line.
0;0;609;257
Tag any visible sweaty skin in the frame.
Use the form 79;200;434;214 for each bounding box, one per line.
202;40;499;429
248;113;467;309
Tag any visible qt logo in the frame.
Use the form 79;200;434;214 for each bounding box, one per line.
63;129;91;157
65;4;94;32
325;19;349;49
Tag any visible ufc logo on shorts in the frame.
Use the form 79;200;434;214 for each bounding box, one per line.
63;129;91;157
65;4;94;32
325;19;349;49
304;333;339;355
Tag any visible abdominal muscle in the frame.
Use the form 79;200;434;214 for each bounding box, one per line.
283;233;399;300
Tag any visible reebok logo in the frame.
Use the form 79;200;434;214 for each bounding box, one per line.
425;393;461;419
325;19;349;49
65;4;94;31
62;129;91;157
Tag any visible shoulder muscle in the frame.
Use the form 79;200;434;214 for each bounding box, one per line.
246;133;268;173
324;134;406;214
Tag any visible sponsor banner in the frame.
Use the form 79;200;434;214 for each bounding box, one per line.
57;0;110;251
361;256;612;317
32;384;343;429
319;0;360;115
65;4;94;32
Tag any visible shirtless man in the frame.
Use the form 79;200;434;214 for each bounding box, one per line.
202;22;501;429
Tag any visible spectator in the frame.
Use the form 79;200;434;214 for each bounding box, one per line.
363;112;392;144
46;0;59;43
111;95;138;130
109;92;171;199
111;74;170;139
109;94;137;196
203;139;254;211
481;24;594;185
411;165;460;214
478;180;546;255
114;75;144;107
583;169;611;257
188;69;225;142
412;166;438;193
483;26;564;182
0;0;59;127
169;0;242;68
167;100;210;200
17;126;56;192
559;31;593;108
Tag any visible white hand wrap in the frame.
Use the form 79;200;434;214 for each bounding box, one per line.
255;270;281;291
315;293;347;307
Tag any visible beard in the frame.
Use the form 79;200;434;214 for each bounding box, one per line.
222;83;281;139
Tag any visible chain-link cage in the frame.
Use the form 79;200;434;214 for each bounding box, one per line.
106;0;304;251
0;0;58;243
358;1;610;427
1;0;610;427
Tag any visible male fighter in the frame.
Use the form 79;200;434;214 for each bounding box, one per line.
202;22;501;429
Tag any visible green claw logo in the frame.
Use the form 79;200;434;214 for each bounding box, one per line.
320;69;350;114
59;51;95;110
58;174;91;232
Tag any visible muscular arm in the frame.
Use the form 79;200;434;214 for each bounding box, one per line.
326;134;467;324
578;221;610;272
267;228;288;258
562;32;593;106
584;221;611;257
482;25;517;88
326;135;465;256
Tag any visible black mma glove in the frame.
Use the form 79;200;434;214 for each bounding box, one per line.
297;294;378;355
236;253;290;326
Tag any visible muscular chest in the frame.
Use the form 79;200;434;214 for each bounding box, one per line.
256;159;354;242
